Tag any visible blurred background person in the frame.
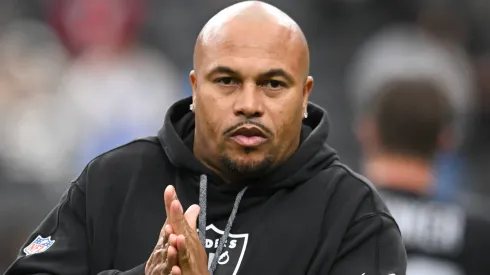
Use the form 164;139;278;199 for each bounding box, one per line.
49;0;182;172
347;19;490;274
0;19;70;188
0;18;68;271
347;15;474;201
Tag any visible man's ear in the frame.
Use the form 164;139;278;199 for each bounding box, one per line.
303;76;314;112
189;70;197;100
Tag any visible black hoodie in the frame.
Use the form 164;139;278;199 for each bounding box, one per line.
5;97;406;275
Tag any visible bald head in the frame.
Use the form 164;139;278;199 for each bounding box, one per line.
193;1;309;78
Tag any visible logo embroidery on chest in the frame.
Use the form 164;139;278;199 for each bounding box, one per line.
203;224;249;275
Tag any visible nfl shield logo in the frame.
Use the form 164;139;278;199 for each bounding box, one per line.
23;235;55;255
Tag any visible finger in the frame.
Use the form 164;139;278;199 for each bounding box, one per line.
167;245;178;269
176;235;189;263
169;234;178;248
163;224;173;243
164;185;177;217
184;204;200;231
165;224;174;236
159;263;172;275
171;265;182;275
157;224;172;248
170;199;185;234
160;244;171;274
176;235;186;251
162;242;170;261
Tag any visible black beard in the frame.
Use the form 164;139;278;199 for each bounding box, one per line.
220;149;274;178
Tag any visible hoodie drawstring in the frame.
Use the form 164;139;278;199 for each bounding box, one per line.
198;174;248;275
198;175;207;246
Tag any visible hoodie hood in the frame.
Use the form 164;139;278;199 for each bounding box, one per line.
159;96;339;273
158;96;338;192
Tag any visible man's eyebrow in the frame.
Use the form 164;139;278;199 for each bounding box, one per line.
259;69;295;84
204;66;296;84
205;66;240;78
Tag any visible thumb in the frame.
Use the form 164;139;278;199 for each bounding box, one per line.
184;204;201;230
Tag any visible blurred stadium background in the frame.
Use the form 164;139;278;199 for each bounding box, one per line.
0;0;489;273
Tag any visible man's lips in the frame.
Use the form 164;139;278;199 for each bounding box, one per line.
230;135;267;147
229;126;268;147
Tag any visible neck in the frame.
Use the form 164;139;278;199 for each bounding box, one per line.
193;142;234;184
363;153;434;195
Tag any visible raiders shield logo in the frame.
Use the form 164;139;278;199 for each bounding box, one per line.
204;224;249;275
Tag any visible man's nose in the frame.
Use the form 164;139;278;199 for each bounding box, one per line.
233;82;264;118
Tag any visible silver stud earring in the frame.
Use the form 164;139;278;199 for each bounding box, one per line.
190;103;195;111
303;111;308;119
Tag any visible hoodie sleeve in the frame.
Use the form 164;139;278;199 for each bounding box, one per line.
4;173;146;275
329;214;407;275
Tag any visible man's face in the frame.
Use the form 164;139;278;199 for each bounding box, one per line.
191;20;313;177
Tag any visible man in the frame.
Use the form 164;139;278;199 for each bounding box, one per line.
5;2;406;275
349;30;490;274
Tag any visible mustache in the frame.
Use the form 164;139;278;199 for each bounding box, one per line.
223;120;273;137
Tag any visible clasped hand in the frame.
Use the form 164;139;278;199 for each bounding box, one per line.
145;185;209;275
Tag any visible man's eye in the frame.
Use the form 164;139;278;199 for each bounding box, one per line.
215;77;238;85
264;80;285;89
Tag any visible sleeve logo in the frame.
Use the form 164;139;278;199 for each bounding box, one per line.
23;235;55;255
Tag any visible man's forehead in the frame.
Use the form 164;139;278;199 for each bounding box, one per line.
198;24;303;76
199;1;297;44
193;2;309;78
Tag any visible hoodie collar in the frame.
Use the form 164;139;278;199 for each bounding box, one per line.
158;96;338;192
